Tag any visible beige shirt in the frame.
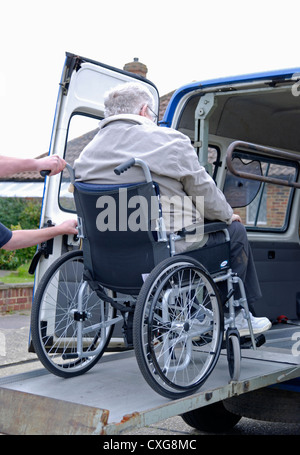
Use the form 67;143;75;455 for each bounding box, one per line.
74;114;233;251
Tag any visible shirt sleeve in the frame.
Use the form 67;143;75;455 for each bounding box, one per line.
0;222;12;248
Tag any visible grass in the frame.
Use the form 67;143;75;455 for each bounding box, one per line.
0;263;34;284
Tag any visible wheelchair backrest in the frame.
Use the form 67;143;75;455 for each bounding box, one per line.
73;180;169;294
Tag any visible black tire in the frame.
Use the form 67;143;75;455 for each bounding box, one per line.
31;250;116;378
223;387;300;423
133;256;223;399
181;401;242;432
226;331;241;381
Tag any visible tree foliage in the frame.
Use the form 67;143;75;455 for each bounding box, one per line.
0;198;42;270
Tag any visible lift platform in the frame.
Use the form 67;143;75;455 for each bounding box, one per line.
0;339;299;435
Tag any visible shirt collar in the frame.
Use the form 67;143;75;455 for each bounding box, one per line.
99;114;154;130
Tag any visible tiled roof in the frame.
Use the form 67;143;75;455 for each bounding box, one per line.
159;91;174;120
63;128;99;168
1;91;174;183
0;153;48;182
0;170;45;182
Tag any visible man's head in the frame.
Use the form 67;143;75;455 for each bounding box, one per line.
104;82;156;121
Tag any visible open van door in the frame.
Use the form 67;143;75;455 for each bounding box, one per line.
33;52;159;286
159;69;300;427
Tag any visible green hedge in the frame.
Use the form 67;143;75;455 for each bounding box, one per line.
0;198;42;270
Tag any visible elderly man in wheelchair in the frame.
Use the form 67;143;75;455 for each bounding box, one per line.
31;83;271;400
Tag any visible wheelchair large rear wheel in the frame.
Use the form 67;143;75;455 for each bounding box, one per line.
31;250;116;378
133;256;223;399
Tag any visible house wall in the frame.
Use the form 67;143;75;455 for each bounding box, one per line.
234;185;291;228
0;283;33;314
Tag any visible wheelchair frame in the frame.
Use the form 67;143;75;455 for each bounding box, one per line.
30;159;257;399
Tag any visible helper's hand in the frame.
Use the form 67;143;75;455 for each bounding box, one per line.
36;155;66;176
56;219;78;236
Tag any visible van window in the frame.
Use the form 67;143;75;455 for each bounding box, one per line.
59;114;101;212
224;150;299;231
207;146;220;180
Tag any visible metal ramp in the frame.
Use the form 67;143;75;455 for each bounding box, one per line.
0;347;299;435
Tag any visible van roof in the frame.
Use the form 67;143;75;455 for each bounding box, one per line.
162;67;300;127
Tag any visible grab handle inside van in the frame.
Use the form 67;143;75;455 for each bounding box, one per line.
226;141;300;189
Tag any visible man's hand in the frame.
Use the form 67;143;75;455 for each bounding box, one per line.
35;155;66;176
55;219;79;236
2;219;78;251
231;213;242;223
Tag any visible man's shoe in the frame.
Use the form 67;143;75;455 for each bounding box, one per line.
225;309;272;337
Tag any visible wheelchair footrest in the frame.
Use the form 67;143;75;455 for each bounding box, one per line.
221;332;266;349
240;333;266;349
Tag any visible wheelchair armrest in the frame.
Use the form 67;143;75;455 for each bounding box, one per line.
203;221;228;234
177;221;228;238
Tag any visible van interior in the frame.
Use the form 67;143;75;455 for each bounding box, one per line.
174;79;300;359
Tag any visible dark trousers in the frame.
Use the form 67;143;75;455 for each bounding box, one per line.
205;221;262;310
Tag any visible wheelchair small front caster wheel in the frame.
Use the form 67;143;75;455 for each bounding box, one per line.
226;328;241;381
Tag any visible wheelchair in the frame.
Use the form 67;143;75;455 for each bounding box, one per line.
31;158;257;399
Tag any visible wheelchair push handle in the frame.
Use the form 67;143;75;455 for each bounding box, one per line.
114;158;136;175
40;170;51;177
114;158;152;183
40;163;75;183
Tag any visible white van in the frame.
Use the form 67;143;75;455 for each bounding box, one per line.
30;53;300;431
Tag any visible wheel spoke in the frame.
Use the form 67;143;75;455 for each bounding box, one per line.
133;256;223;399
31;251;116;377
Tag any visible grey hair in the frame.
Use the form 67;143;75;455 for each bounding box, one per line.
104;82;155;118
